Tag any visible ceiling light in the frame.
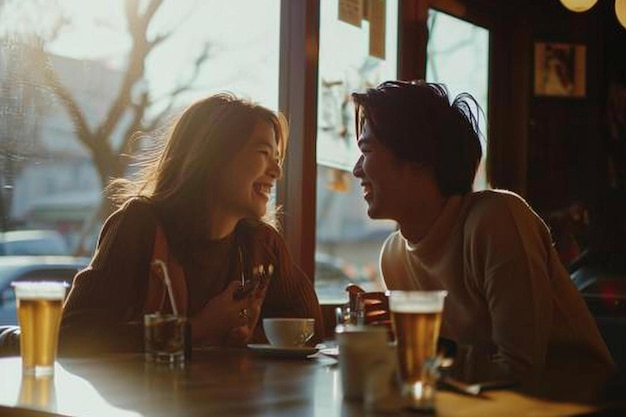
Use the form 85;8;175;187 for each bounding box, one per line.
616;0;626;28
559;0;599;12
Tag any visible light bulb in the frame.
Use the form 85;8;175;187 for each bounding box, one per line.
559;0;599;12
616;0;626;29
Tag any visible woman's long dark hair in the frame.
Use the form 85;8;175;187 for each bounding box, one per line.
108;93;288;248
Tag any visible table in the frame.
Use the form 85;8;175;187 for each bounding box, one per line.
0;349;601;417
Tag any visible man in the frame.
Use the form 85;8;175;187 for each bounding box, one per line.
351;80;614;400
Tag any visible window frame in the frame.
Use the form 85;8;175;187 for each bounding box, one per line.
277;0;320;280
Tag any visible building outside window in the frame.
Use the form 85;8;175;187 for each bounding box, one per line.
314;0;398;303
426;8;490;190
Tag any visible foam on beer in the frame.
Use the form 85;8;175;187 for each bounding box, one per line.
389;291;447;313
389;299;443;313
13;282;68;300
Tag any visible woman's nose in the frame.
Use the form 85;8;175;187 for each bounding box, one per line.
268;157;282;179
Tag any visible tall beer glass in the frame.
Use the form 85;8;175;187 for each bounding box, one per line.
389;290;447;411
12;282;68;376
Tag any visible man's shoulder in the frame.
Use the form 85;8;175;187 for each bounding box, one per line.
382;230;404;254
464;189;530;216
467;188;525;204
462;189;541;233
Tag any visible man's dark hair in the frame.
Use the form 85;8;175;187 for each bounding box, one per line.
351;80;483;196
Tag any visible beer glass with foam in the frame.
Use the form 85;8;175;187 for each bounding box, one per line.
389;290;447;411
12;281;68;376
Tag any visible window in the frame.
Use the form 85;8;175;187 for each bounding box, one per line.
315;0;398;303
0;0;280;255
426;9;490;190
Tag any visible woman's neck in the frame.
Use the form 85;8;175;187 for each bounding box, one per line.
206;221;238;240
205;208;240;240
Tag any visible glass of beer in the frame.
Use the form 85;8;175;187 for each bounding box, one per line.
12;281;68;376
389;290;447;412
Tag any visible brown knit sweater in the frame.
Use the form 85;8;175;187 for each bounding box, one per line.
60;199;323;355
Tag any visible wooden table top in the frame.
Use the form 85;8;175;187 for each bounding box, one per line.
0;348;600;417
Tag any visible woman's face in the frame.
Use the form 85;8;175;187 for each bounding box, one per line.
212;120;282;223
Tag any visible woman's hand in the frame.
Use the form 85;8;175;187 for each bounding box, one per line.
190;281;250;346
190;280;268;347
223;281;269;347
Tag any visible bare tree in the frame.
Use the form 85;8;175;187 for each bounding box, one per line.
1;0;211;252
35;0;209;190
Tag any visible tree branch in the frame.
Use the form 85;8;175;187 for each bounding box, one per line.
97;0;164;142
37;51;94;149
144;41;211;131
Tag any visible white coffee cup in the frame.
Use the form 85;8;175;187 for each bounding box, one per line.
263;318;315;347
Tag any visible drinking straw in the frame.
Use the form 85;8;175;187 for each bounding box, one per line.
152;259;179;316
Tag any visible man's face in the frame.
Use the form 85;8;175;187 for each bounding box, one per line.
352;120;409;221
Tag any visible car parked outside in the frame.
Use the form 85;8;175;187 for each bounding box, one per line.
0;230;69;256
0;256;90;326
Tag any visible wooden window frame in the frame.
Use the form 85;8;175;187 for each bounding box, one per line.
277;0;320;281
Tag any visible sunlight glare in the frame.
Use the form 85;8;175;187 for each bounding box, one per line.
47;0;129;62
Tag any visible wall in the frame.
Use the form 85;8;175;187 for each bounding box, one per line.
429;0;626;261
521;0;626;261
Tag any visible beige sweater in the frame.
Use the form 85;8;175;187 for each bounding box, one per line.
379;190;614;395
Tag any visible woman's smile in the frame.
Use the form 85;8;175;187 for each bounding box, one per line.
253;181;273;200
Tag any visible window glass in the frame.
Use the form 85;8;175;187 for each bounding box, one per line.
316;0;398;303
0;0;280;255
426;9;490;190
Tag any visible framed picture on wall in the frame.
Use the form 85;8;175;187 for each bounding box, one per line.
534;42;586;98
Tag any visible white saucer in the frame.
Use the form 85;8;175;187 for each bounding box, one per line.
247;344;319;358
318;346;339;358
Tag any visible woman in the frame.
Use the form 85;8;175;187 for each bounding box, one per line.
351;80;615;400
60;93;323;354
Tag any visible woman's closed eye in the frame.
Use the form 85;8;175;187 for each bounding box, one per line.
258;146;278;158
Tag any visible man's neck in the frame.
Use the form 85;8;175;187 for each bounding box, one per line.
398;192;448;244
